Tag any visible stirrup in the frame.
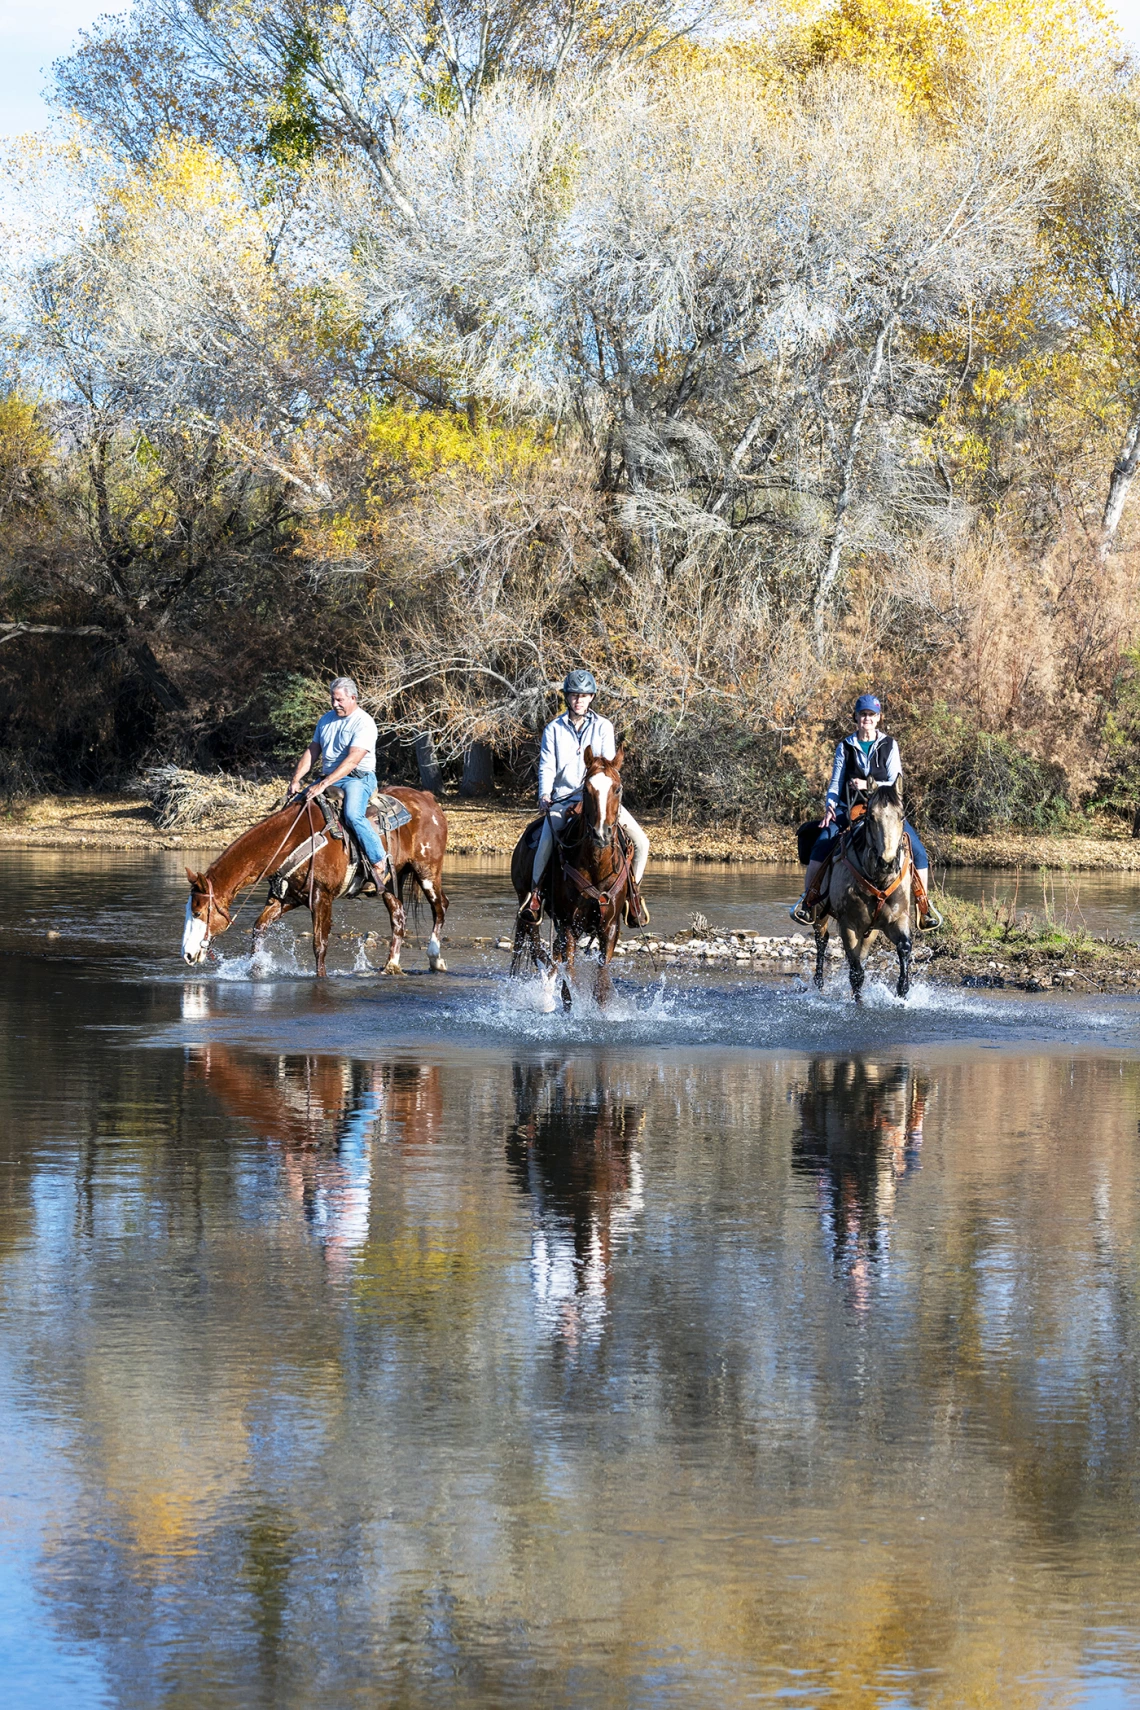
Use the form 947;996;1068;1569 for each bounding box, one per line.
519;889;543;924
920;902;943;930
790;897;815;926
625;894;650;928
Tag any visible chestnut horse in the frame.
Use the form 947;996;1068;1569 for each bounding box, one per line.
181;788;449;976
812;781;914;1001
509;746;635;1009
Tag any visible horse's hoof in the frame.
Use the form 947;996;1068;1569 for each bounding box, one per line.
561;980;572;1012
383;960;406;977
429;957;447;973
814;975;824;991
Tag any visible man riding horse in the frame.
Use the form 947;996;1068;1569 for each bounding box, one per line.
519;669;651;928
791;693;942;930
287;676;394;891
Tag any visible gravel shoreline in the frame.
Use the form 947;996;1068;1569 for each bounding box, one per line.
482;926;1140;994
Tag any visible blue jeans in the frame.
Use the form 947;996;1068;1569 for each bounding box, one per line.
338;772;386;868
812;818;928;869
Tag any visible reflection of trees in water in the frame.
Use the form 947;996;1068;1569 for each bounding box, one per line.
189;1047;442;1261
506;1059;644;1349
17;1031;1140;1707
792;1059;926;1311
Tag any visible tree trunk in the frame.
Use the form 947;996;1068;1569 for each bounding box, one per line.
1100;409;1140;559
459;742;494;797
414;732;445;793
816;317;895;621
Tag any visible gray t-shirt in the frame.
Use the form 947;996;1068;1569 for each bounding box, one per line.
313;707;378;776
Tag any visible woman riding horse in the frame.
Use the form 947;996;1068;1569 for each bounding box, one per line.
520;668;650;928
791;694;942;929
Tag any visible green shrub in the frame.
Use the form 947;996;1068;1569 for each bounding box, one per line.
923;731;1068;832
1089;648;1140;823
623;718;816;828
258;673;330;761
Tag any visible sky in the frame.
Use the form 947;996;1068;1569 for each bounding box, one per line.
2;0;1140;139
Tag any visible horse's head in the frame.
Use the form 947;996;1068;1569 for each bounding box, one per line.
182;868;232;964
864;781;905;867
582;744;625;849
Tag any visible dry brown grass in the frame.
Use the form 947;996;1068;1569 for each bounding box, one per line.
139;766;287;831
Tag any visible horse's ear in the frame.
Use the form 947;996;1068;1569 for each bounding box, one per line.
613;743;625;771
185;867;201;888
584;744;594;765
888;780;902;804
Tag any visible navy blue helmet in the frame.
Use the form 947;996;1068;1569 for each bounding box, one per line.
563;669;597;696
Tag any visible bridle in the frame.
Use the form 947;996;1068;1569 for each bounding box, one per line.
841;817;911;930
190;797;318;943
196;875;234;931
559;764;631;921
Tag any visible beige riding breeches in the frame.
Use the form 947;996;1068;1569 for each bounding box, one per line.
532;805;650;887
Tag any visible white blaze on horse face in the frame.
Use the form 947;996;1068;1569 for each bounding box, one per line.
590;772;612;826
182;896;210;964
879;810;903;864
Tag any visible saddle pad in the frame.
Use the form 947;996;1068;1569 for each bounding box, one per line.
369;790;412;832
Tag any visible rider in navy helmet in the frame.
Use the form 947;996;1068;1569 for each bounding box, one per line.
520;668;651;926
791;693;941;928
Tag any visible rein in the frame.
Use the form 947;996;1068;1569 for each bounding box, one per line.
841;825;911;929
195;796;316;935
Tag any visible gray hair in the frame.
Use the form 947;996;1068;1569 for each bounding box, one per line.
329;676;359;699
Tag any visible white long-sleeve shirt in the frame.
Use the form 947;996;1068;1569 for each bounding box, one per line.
537;710;616;803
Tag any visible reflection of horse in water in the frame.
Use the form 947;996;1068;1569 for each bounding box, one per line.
188;1046;443;1260
792;1059;927;1310
507;1061;645;1347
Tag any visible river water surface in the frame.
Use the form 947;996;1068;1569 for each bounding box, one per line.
2;850;1140;1708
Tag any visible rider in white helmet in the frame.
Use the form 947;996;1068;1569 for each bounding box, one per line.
520;668;650;926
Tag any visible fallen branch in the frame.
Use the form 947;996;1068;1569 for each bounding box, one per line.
0;623;113;645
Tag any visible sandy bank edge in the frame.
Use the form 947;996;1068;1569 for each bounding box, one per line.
1;793;1139;871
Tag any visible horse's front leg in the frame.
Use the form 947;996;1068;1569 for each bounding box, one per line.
381;886;407;976
884;915;913;1000
813;921;830;990
594;917;620;1007
560;928;576;1011
252;895;298;955
842;923;867;1003
510;892;539;977
252;896;284;952
311;887;333;977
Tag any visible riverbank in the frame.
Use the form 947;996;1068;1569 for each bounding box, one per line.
2;787;1140;869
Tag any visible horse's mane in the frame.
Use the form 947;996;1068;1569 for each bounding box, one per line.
204;798;306;883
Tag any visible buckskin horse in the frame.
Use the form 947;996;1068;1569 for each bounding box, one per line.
181;787;449;977
812;781;915;1001
509;747;636;1010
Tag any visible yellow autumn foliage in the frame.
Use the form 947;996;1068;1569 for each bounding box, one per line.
363;403;550;489
782;0;1118;105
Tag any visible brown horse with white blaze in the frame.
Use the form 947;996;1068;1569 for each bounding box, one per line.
813;781;915;1001
510;746;635;1009
181;788;449;976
